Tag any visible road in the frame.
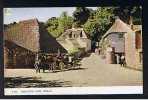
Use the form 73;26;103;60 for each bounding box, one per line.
5;53;143;88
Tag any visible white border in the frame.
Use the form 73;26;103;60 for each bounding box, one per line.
5;86;143;95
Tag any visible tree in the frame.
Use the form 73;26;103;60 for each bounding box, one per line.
46;17;60;38
58;11;73;33
46;17;58;29
113;6;142;24
73;7;91;27
83;7;115;41
95;7;115;34
131;6;142;24
83;19;99;40
46;12;73;38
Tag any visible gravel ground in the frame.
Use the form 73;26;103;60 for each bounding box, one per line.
4;53;143;88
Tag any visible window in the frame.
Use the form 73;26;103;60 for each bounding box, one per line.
74;34;76;38
139;52;143;63
80;31;83;37
135;31;142;49
69;33;72;38
118;33;124;38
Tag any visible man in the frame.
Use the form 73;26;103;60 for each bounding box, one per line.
34;53;41;73
120;54;126;67
106;45;113;64
68;55;73;66
116;54;120;64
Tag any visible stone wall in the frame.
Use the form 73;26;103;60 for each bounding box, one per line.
105;33;125;53
124;32;142;70
76;38;91;52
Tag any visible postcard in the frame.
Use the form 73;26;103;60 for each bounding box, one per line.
3;7;143;95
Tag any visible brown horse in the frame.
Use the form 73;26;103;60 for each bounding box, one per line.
40;55;58;72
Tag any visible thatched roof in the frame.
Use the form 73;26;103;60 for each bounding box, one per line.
102;18;133;39
4;19;67;53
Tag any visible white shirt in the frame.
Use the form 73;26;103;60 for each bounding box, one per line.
121;56;125;60
69;56;72;62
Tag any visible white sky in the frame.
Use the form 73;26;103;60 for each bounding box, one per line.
4;7;97;24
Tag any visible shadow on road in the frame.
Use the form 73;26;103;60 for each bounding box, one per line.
80;52;91;58
41;67;87;73
5;77;72;88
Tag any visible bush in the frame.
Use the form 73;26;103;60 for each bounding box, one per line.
68;47;79;56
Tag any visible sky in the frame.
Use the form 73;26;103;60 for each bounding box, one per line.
4;7;97;24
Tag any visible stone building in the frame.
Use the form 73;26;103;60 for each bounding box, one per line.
4;19;67;68
100;18;142;70
57;28;91;54
124;25;142;70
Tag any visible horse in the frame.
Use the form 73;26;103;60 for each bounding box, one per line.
48;61;57;72
42;56;58;72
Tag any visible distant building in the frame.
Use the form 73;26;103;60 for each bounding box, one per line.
4;19;67;68
57;28;91;53
100;18;142;70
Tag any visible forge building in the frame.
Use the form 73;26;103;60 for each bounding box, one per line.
4;19;67;68
100;18;142;70
57;28;91;54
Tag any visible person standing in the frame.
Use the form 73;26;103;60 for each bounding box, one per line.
34;53;41;73
68;55;73;66
106;45;113;64
120;54;126;67
116;54;120;64
95;48;98;55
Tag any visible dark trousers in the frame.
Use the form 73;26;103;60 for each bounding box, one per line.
120;59;126;67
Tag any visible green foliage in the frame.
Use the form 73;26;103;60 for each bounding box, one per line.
73;7;91;27
131;6;142;24
113;6;142;24
72;21;81;28
58;11;73;33
46;12;73;38
46;17;58;29
45;6;141;40
83;7;115;41
95;7;115;33
83;19;99;39
46;17;60;38
47;28;62;38
68;47;79;55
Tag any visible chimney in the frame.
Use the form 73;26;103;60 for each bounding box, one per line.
129;16;134;30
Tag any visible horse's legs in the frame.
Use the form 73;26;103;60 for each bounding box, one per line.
51;63;55;72
35;67;38;73
48;64;51;72
51;63;54;72
38;66;40;73
43;64;45;73
34;64;38;73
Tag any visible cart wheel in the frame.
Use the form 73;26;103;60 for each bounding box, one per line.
59;62;65;71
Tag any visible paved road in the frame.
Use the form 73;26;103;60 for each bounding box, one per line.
5;53;143;87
